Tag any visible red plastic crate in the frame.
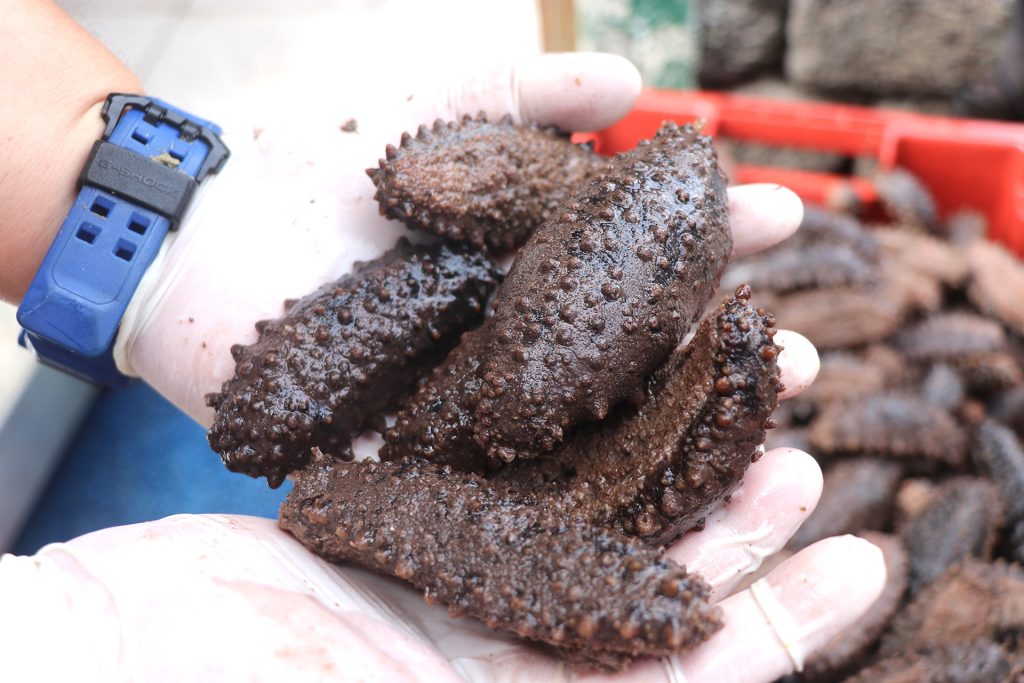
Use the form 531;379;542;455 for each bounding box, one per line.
589;89;1024;256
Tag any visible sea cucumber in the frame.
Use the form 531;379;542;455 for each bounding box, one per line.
206;239;499;486
474;121;732;461
368;114;605;251
279;452;722;670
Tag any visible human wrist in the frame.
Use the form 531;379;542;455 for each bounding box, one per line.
3;98;117;302
0;1;143;303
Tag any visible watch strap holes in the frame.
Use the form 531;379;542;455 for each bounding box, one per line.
114;239;137;262
90;196;114;218
76;223;100;244
128;214;150;235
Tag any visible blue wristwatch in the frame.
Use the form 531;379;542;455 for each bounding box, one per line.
17;94;229;386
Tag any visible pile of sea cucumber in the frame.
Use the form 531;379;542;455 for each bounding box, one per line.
206;114;784;670
729;169;1024;682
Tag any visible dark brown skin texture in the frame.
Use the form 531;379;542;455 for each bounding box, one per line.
845;639;1021;683
205;239;499;487
808;394;967;468
790;346;910;420
802;532;908;683
279;292;781;669
875;168;940;233
215;121;769;670
475;121;732;461
495;288;782;546
972;420;1024;564
367;114;605;252
967;238;1024;337
279;453;722;671
720;206;879;295
881;558;1024;655
896;312;1023;393
900;477;1004;595
379;319;492;469
786;460;903;552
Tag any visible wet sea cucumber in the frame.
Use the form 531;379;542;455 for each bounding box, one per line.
379;319;492;470
971;420;1024;564
720;241;876;295
368;114;605;251
474;121;732;461
808;394;967;468
720;206;879;295
206;239;499;487
899;477;1003;595
785;460;903;552
215;118;788;671
896;312;1022;392
881;558;1024;654
874;167;939;233
495;287;782;546
757;279;906;352
279;452;722;671
896;312;1009;362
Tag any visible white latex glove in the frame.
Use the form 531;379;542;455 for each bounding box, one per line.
110;52;811;427
0;449;885;683
0;53;890;683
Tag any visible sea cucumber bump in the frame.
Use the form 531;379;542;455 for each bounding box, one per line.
473;121;732;461
495;289;782;547
206;239;500;486
279;453;723;670
368;114;605;252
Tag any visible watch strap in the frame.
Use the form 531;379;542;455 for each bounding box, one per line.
17;94;228;386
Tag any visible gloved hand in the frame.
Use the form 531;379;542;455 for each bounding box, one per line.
0;450;884;683
0;52;888;682
109;52;811;427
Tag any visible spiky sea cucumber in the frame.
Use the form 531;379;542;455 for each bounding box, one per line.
279;452;722;671
379;319;492;470
900;477;1003;595
473;120;732;461
368;113;605;251
206;239;499;487
881;558;1024;654
846;639;1020;683
971;419;1024;564
785;460;903;552
808;394;967;468
495;287;782;546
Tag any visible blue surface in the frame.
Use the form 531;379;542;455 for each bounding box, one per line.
12;381;289;555
17;100;218;386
